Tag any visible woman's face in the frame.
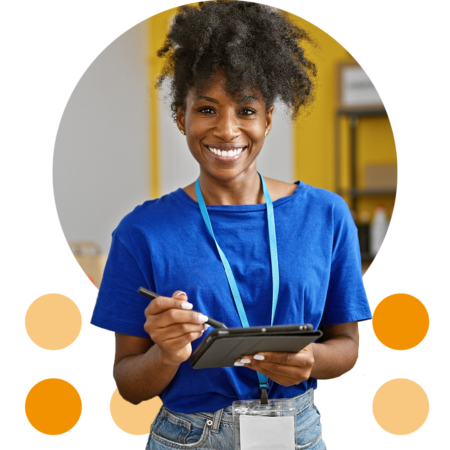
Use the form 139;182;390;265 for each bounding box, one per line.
177;71;274;182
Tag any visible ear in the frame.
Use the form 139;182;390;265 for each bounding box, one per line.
176;106;186;134
265;104;274;134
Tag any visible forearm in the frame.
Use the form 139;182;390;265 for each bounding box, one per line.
310;334;359;379
114;344;180;405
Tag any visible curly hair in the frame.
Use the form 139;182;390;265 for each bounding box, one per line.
156;0;317;121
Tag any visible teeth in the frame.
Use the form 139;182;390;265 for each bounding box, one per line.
208;147;244;156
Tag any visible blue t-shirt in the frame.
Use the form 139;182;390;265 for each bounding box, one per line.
91;181;372;413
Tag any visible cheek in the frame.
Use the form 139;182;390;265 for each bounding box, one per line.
186;138;202;160
250;144;264;159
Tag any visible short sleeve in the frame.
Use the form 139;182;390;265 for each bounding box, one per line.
90;234;154;338
319;199;373;327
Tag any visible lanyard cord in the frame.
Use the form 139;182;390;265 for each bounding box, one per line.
195;172;279;403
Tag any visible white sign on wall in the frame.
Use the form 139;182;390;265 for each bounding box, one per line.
339;63;383;110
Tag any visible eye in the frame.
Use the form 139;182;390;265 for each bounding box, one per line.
198;108;213;113
239;107;256;116
198;107;255;116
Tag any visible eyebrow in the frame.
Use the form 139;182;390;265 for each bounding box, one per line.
193;95;261;104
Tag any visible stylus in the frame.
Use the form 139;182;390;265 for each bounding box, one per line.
138;287;228;329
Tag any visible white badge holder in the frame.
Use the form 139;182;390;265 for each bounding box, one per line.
232;398;296;450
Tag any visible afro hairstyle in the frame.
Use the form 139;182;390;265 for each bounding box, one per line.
156;0;317;121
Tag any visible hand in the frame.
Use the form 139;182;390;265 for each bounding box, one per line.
235;344;315;386
144;291;209;366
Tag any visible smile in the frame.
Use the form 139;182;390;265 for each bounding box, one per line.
208;147;243;156
207;146;245;157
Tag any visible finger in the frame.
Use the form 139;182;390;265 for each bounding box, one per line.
164;330;205;348
145;295;193;316
150;308;209;328
248;360;302;378
150;322;208;341
235;352;307;375
238;352;301;366
172;291;188;300
241;363;298;387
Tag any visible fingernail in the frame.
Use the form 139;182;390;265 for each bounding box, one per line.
181;302;193;310
240;358;251;364
234;362;244;366
254;355;265;361
204;324;211;329
198;314;208;323
175;291;187;298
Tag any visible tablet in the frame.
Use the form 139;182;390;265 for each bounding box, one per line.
190;324;322;369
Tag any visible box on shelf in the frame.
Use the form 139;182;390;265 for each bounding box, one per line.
365;164;450;189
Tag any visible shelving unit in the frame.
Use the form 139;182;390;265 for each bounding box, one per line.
334;108;395;212
335;106;450;263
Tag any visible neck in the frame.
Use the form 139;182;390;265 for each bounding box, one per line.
198;167;264;206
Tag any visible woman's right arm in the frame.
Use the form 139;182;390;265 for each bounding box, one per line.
113;333;179;405
113;291;208;405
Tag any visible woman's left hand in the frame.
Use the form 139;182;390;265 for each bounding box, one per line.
235;344;315;387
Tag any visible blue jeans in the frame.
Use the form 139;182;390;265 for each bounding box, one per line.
146;389;326;449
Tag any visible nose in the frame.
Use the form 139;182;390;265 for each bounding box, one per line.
212;109;240;141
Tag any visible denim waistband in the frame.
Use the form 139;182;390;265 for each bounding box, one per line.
160;388;315;428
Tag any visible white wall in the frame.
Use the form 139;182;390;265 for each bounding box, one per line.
257;104;293;182
53;21;149;254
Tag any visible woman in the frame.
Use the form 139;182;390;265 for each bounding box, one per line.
91;1;372;448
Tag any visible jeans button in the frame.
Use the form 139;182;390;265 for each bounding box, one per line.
207;419;213;426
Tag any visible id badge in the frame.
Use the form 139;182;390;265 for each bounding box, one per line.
232;398;296;450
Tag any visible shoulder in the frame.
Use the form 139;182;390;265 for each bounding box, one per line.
302;183;350;211
182;182;197;202
264;177;298;201
307;187;357;241
267;177;349;212
293;182;355;230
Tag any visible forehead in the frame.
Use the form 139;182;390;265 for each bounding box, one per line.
187;83;263;105
186;69;264;104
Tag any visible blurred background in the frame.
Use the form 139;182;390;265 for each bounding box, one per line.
45;2;450;366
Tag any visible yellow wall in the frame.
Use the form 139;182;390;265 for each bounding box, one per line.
288;14;397;219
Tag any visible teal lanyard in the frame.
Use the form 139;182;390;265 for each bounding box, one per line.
195;172;279;402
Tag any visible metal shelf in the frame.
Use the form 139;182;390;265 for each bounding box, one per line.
334;107;395;212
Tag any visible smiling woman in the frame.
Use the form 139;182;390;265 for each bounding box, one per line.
90;1;372;449
178;69;286;205
154;1;317;211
